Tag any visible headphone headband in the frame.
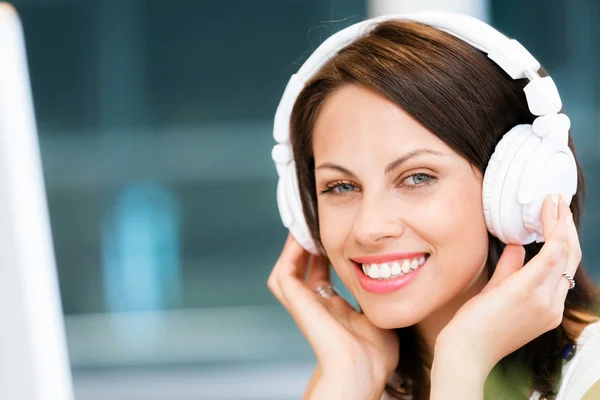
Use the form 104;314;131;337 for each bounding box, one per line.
273;12;562;147
296;12;539;81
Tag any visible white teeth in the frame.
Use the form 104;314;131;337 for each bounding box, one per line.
367;265;380;279
361;255;428;280
390;261;402;276
379;263;391;279
401;259;411;274
410;259;419;270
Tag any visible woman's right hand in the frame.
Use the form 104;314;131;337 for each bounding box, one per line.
267;234;399;399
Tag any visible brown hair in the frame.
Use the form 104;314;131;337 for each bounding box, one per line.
289;20;600;399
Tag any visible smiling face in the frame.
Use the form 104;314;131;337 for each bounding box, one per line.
313;84;491;329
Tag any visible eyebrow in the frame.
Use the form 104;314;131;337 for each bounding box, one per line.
314;149;445;177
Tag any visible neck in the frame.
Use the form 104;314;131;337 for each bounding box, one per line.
415;261;489;371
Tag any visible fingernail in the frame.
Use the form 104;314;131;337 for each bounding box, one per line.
560;193;570;204
565;214;572;227
551;194;559;206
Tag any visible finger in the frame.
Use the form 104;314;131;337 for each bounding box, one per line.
305;255;331;290
549;195;573;284
481;244;525;294
532;195;573;309
278;272;355;359
317;286;355;320
541;194;560;241
557;270;575;301
553;210;579;326
304;256;354;320
563;205;581;277
267;233;309;307
538;196;570;269
520;197;569;290
279;234;311;280
557;207;581;296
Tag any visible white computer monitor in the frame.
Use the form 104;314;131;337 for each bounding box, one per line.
0;3;74;399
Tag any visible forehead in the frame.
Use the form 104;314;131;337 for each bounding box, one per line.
312;85;448;160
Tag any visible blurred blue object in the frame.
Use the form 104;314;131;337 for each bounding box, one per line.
102;181;181;312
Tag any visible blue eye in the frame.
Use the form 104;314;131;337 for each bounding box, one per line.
335;183;356;193
319;181;359;195
405;173;432;185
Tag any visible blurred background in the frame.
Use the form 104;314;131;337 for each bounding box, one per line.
4;0;600;398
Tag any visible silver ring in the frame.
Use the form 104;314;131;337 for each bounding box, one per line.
562;272;576;290
315;285;338;299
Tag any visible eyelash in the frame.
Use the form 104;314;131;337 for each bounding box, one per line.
318;173;437;195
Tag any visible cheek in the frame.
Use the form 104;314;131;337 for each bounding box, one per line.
414;180;488;262
318;202;344;251
415;180;487;247
318;202;355;268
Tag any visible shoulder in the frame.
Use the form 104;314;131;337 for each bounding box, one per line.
556;319;600;400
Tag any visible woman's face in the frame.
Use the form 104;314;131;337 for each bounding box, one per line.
313;84;490;329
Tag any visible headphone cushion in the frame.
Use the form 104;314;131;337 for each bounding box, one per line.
497;129;545;243
482;125;532;242
279;162;318;254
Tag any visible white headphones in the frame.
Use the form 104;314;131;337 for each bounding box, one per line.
272;12;578;254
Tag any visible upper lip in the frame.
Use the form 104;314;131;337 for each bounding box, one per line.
352;252;429;264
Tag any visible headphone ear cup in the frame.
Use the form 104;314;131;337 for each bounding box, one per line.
518;141;577;242
482;125;533;243
279;162;319;254
497;128;544;243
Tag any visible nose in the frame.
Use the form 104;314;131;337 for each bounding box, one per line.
352;194;406;247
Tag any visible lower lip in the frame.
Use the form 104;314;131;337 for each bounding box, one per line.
355;258;427;294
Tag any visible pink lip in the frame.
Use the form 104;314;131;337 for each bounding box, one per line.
352;252;428;264
353;256;429;294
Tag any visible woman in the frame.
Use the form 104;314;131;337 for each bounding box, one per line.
268;13;600;399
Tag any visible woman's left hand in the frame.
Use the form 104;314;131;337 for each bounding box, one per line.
437;193;581;376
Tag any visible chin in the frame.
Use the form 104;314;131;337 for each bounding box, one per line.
360;302;428;330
